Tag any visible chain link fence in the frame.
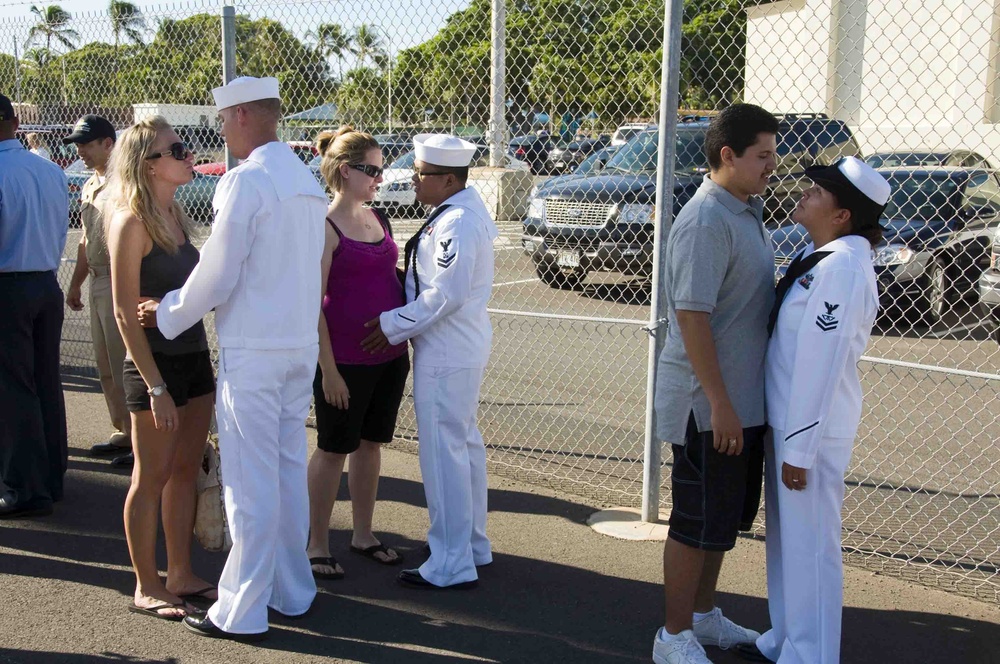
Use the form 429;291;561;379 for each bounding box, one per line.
3;0;998;605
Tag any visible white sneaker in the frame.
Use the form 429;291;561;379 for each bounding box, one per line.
652;628;713;664
692;608;761;650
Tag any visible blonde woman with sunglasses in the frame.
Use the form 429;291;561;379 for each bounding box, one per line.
105;116;217;621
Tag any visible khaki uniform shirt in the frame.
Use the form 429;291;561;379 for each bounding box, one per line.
80;174;110;269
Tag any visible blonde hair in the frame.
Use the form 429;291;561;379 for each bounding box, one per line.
26;132;41;148
103;115;191;254
316;125;380;193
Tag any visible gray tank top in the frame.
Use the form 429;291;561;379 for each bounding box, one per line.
140;236;208;355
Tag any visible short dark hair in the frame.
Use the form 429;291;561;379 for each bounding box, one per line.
704;104;779;170
438;165;469;185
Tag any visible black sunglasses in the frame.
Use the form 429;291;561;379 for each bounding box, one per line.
413;168;451;178
146;142;192;161
349;163;384;178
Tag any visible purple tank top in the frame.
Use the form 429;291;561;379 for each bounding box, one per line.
322;208;408;365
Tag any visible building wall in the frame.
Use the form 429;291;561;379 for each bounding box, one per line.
745;0;1000;162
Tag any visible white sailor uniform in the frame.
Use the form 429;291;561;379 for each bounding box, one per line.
380;185;498;587
757;234;878;663
157;141;328;634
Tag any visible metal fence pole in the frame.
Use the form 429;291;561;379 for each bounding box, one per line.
641;0;684;523
13;38;21;107
488;0;506;167
221;5;238;171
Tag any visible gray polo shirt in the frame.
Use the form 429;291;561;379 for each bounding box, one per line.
654;175;775;445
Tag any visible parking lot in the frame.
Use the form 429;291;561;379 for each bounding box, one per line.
56;204;1000;603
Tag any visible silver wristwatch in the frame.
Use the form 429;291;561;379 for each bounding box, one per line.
147;383;167;397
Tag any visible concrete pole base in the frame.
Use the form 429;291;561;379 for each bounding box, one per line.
587;507;670;541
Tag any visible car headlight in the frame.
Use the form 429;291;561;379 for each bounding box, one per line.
529;185;539;199
528;197;545;220
620;202;654;225
872;243;914;266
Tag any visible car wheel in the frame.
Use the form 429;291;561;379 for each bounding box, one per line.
924;257;951;324
535;261;584;290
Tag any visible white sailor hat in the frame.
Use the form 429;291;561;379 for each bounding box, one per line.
806;156;892;229
212;76;280;111
412;133;477;167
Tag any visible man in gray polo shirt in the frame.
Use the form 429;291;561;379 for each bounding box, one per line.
651;104;778;664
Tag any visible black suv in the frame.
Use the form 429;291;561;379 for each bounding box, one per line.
521;114;862;289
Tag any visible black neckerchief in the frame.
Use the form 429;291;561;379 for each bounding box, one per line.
404;204;452;298
767;249;833;337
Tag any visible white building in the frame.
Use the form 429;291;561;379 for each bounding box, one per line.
132;103;218;128
745;0;1000;161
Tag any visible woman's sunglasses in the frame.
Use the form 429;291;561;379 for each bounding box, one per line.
146;142;192;161
349;163;384;178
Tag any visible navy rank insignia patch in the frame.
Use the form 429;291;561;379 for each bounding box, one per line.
437;238;456;269
815;301;840;331
798;273;814;289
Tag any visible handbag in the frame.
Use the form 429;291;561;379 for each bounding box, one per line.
194;438;232;552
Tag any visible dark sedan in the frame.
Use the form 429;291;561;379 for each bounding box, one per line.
546;136;611;174
771;167;1000;324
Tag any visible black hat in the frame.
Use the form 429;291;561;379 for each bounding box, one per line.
805;156;891;229
63;115;116;144
0;94;14;122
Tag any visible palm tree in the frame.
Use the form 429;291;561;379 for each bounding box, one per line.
308;23;352;81
26;5;79;53
351;24;384;69
110;1;146;50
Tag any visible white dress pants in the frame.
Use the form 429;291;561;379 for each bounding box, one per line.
756;429;854;664
413;363;492;587
207;345;319;634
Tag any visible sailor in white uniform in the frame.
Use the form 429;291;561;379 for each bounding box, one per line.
361;134;497;589
137;76;328;640
738;157;890;663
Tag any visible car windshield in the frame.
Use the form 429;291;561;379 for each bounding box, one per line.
881;173;960;221
390;150;416;169
867;153;946;168
604;129;707;175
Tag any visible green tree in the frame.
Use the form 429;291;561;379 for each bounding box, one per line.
308;23;351;81
110;1;146;50
26;5;78;53
351;24;384;69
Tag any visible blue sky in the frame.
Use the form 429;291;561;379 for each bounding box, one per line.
0;0;467;60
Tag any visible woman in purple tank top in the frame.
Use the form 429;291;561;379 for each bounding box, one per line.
306;126;410;580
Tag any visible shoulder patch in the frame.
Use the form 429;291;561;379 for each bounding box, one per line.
797;272;814;290
815;301;840;331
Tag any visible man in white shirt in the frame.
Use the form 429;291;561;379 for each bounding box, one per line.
137;77;327;641
362;134;497;589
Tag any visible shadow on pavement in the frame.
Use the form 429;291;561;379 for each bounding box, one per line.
2;457;997;663
60;374;102;394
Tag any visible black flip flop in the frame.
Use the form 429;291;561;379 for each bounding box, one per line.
350;543;404;566
309;556;345;580
179;585;218;603
128;601;188;622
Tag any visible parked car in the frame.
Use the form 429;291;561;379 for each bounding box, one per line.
865;150;995;170
611;122;655;147
977;228;1000;332
175;125;225;166
546;135;611;174
374;146;530;216
522;113;862;289
509;134;554;174
16;124;77;168
67;170;221;227
533;145;619;198
773;167;1000;324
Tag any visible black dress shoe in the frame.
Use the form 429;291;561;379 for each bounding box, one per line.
90;441;132;457
110;452;134;468
0;490;53;520
183;612;267;642
397;568;478;590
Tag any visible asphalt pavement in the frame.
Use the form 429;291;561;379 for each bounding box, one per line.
1;385;998;663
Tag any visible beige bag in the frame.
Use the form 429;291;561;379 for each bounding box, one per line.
194;439;232;552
